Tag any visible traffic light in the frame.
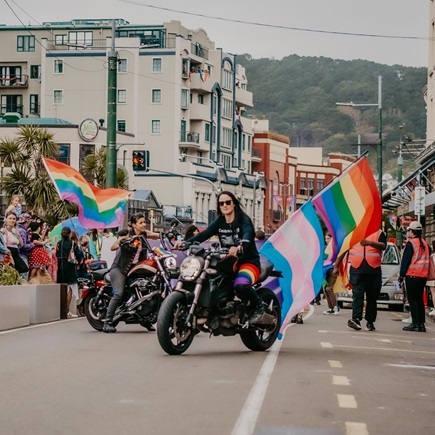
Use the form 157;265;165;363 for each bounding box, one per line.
132;150;150;171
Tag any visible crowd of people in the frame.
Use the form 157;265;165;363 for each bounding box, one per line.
3;194;433;331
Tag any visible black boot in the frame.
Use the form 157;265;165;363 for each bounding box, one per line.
402;323;419;332
103;320;117;333
141;322;156;331
418;323;426;332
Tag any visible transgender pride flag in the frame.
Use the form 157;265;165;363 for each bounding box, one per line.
260;201;324;337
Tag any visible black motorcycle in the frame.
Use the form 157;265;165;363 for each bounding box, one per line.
84;229;179;331
157;241;282;355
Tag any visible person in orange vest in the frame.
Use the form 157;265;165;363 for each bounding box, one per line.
398;221;429;332
347;230;387;331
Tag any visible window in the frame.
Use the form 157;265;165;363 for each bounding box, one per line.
152;58;162;72
58;144;71;165
317;179;324;192
17;35;35;52
1;95;23;115
54;34;67;46
117;120;126;132
181;89;189;109
205;123;210;143
152;89;161;103
0;66;22;86
198;94;204;104
54;60;63;74
68;31;93;48
29;94;39;114
222;127;232;149
308;178;314;196
222;98;233;119
117;89;127;104
242;134;246;151
53;90;63;104
151;120;161;134
118;59;127;73
222;69;233;91
299;177;306;195
30;65;40;79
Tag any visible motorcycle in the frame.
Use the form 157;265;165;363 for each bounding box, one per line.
84;228;179;331
157;241;282;355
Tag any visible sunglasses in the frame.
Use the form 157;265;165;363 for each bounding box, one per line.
218;200;233;207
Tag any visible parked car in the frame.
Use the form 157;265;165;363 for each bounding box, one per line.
337;242;404;311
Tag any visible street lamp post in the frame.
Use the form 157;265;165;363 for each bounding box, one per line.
336;75;383;196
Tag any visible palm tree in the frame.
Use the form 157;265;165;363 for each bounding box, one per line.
82;147;129;190
0;125;70;221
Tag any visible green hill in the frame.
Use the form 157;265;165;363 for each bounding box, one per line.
239;54;427;177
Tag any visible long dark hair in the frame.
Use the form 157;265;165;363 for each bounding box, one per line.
216;191;243;219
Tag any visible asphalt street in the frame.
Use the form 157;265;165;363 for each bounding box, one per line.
0;306;433;435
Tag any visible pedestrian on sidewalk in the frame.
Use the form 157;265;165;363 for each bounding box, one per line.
346;230;386;331
399;221;429;332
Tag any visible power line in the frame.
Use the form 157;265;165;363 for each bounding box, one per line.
120;0;430;42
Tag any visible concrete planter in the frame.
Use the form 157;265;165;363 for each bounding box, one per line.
0;284;62;331
0;285;31;331
29;284;61;325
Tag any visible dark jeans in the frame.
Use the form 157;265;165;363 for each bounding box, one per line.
350;272;382;323
105;267;126;321
405;276;426;325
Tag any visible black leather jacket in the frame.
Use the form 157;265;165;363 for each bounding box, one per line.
111;233;148;275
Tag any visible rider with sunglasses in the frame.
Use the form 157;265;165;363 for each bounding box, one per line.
174;190;264;324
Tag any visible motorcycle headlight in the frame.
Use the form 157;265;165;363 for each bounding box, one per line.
179;256;203;281
164;256;177;270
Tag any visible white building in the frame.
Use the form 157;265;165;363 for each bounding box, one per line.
0;18;263;226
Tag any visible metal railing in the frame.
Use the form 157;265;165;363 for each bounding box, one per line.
0;75;29;87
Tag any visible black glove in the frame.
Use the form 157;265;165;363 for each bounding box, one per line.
398;277;404;283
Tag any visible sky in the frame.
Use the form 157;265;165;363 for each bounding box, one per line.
0;0;430;67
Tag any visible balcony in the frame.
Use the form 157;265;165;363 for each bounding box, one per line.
190;102;210;121
235;86;253;108
0;74;29;88
179;131;201;150
251;148;262;162
189;72;212;93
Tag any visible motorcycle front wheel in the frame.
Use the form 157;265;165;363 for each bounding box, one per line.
240;288;281;351
157;292;195;355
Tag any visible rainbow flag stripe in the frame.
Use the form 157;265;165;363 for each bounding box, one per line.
43;158;130;229
312;157;382;265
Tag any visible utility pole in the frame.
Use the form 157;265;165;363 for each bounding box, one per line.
106;20;117;188
398;125;404;183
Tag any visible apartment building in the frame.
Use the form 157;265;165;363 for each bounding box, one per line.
0;18;263;226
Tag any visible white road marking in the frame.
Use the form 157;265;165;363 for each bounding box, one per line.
335;344;435;355
0;318;82;335
329;360;343;368
231;337;283;435
231;306;316;435
346;422;369;435
333;375;350;386
385;363;435;370
321;342;333;348
337;394;357;408
377;339;392;343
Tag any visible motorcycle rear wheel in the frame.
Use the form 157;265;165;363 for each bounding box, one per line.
240;288;281;351
157;292;194;355
84;293;116;331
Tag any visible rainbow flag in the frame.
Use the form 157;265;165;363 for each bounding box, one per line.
312;156;382;266
260;201;324;337
43;158;130;229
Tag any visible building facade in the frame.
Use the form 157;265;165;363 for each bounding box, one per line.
0;18;264;227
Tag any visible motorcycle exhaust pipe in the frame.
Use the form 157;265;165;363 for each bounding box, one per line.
125;290;161;311
257;312;277;325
